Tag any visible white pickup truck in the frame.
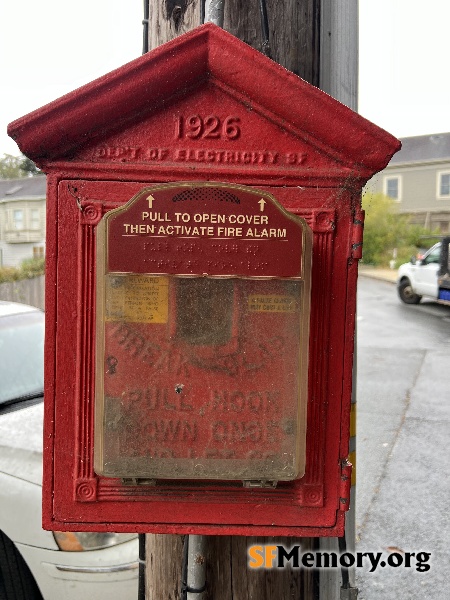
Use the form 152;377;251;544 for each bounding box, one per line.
397;237;450;305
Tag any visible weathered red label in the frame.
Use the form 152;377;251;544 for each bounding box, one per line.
106;183;304;277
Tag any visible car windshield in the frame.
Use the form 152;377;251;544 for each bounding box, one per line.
0;310;44;405
422;243;441;265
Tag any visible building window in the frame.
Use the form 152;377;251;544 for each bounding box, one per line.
33;246;45;258
384;176;401;201
438;172;450;198
30;209;40;230
13;209;24;230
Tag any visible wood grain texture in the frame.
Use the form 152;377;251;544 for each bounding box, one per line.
148;0;320;85
148;0;201;50
145;535;316;599
223;0;321;85
320;0;358;108
145;534;184;599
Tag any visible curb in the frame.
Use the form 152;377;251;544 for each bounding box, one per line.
358;268;397;284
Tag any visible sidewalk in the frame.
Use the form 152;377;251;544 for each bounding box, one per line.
358;265;398;284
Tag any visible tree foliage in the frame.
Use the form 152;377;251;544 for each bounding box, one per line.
361;193;436;267
0;154;42;179
20;156;42;176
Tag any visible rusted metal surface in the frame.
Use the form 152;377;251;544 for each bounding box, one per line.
8;23;400;537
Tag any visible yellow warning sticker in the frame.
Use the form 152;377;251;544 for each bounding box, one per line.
105;274;169;324
247;295;297;313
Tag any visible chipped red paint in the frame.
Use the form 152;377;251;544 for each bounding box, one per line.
8;23;400;536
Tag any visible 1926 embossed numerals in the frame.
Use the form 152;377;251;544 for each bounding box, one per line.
175;115;241;141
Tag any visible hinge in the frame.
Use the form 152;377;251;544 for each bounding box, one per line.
351;208;365;260
339;458;352;511
243;480;278;488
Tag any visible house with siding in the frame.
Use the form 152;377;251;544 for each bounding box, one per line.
0;177;46;267
365;132;450;233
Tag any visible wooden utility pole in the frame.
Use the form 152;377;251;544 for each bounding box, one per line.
146;535;316;599
144;2;358;599
148;0;321;85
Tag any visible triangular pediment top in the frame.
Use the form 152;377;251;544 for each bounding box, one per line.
8;23;400;176
72;79;367;177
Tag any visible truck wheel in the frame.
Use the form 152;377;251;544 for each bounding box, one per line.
0;531;43;600
398;279;422;304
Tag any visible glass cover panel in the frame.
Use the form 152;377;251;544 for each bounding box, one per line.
95;275;306;481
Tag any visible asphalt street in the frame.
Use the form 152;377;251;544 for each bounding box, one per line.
355;274;450;598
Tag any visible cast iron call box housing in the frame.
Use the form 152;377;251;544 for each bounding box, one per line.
8;24;400;537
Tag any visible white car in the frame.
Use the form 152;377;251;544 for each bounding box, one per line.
0;301;138;600
397;242;441;304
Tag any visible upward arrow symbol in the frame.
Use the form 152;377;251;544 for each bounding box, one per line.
147;195;155;209
258;198;266;212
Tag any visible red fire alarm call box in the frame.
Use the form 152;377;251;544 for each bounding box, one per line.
8;24;400;536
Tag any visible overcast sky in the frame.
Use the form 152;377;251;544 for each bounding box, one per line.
1;0;450;157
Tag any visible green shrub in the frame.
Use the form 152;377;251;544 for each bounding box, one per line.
19;257;45;278
0;267;20;284
361;193;438;268
0;257;45;283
